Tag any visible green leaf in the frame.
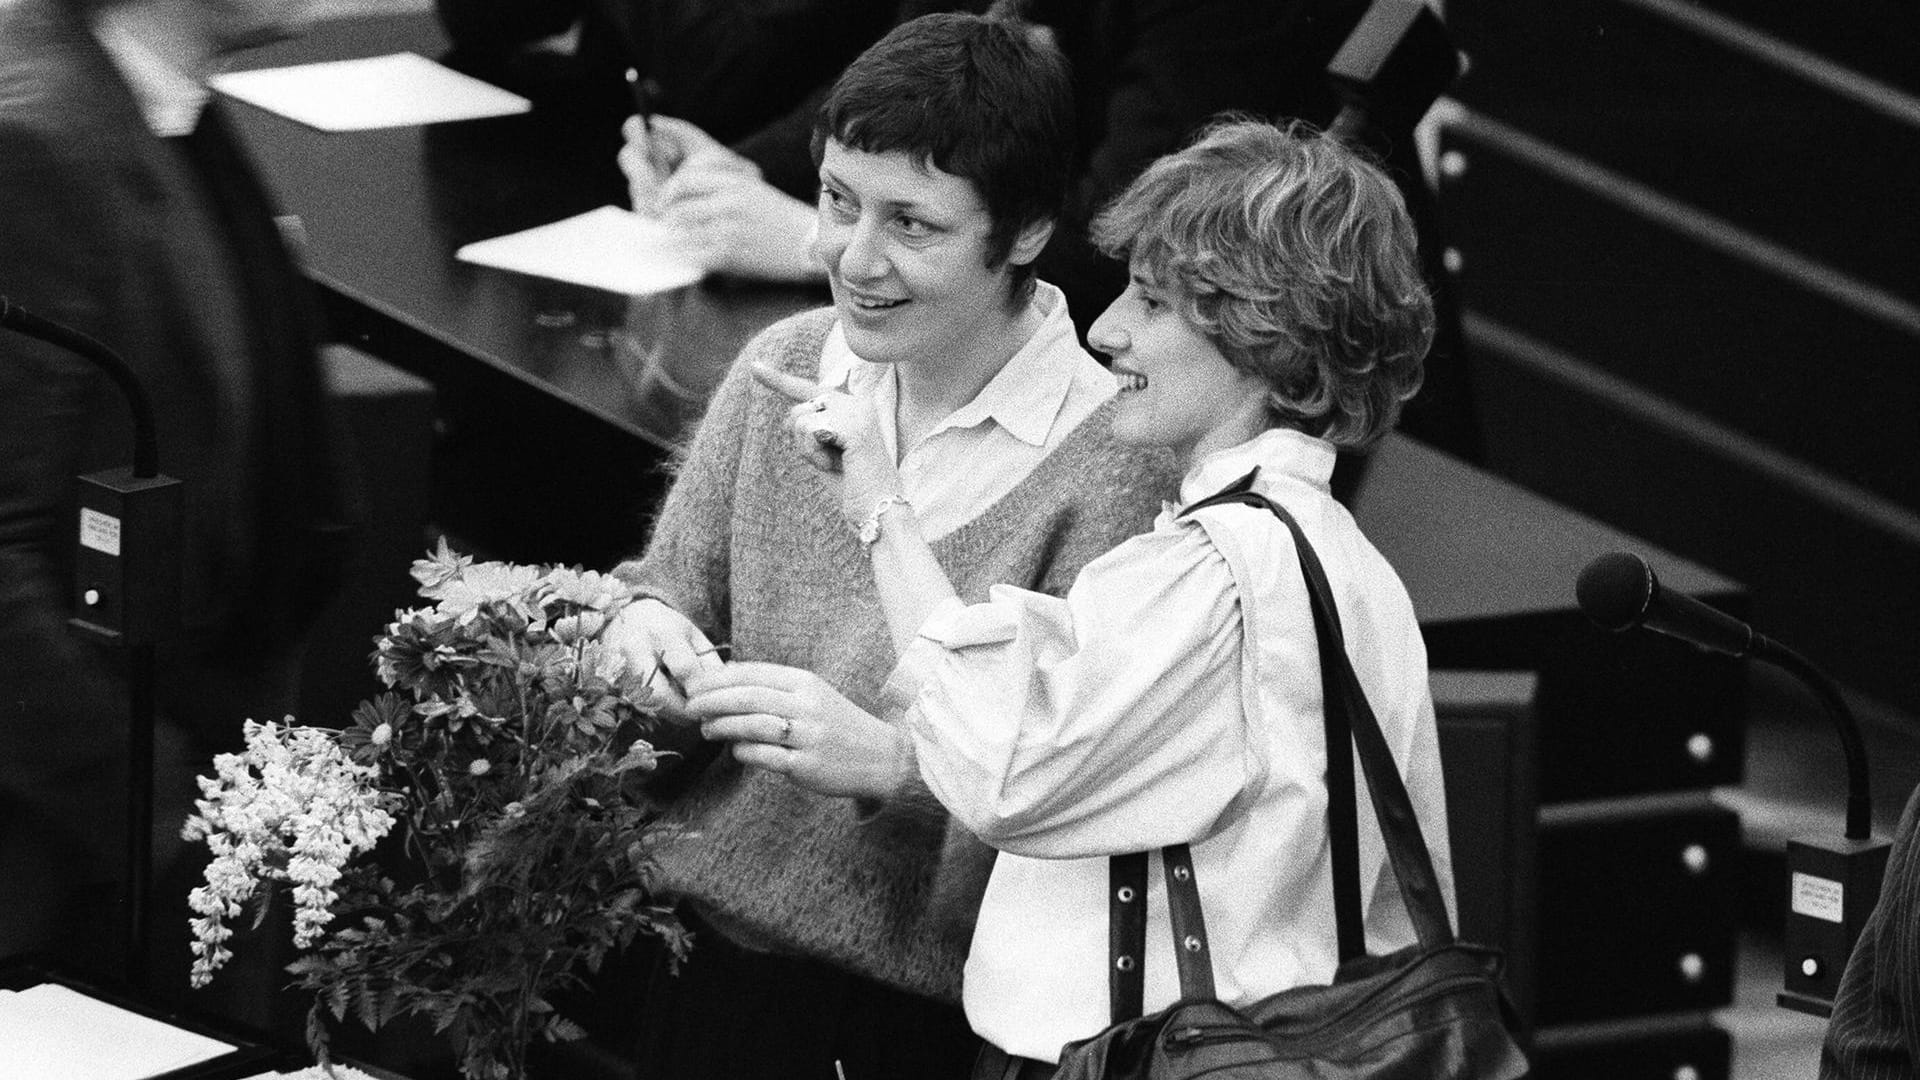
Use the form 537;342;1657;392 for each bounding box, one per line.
354;978;381;1032
192;552;694;1077
304;1004;334;1068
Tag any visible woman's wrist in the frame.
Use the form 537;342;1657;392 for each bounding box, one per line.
854;727;921;814
857;494;913;549
886;725;917;797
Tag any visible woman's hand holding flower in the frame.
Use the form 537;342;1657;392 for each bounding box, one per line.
684;661;914;801
602;597;725;723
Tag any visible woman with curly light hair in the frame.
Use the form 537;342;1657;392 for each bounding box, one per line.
1091;115;1433;451
694;118;1453;1076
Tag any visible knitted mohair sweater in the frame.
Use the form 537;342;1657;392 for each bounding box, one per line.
613;307;1178;1001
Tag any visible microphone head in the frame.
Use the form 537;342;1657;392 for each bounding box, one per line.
1576;551;1658;632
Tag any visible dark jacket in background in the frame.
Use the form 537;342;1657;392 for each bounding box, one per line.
1821;783;1920;1078
434;0;907;198
0;0;356;984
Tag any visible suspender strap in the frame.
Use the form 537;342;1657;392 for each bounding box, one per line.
1160;843;1218;1001
1109;852;1148;1021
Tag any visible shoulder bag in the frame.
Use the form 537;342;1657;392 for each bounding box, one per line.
1051;487;1530;1080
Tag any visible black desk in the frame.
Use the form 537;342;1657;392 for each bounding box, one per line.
229;12;823;564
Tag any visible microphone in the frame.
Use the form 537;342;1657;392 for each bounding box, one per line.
1574;550;1888;1018
1575;550;1758;657
1575;550;1867;837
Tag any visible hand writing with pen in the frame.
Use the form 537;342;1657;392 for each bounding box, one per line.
617;101;824;283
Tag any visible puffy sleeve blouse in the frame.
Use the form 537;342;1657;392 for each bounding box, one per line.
897;512;1265;859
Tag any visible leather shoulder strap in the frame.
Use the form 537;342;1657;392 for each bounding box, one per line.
1103;478;1456;1020
1182;486;1454;952
1109;852;1147;1020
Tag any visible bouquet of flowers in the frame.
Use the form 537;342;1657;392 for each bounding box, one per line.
182;540;689;1080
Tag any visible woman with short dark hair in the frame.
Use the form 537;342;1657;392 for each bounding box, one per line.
602;12;1177;1078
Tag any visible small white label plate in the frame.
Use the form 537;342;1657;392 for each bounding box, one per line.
1791;871;1844;924
79;508;122;556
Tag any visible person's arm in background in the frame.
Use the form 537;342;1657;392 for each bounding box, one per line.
619;1;979;280
621;115;823;282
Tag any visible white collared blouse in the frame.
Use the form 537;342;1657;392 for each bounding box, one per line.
894;426;1456;1061
817;281;1114;540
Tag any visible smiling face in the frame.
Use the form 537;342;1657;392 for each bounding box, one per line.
810;139;1048;372
1089;265;1274;468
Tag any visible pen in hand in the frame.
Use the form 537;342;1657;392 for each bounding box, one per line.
625;67;656;135
624;66;680;201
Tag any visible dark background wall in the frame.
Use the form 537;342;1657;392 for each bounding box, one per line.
1434;0;1920;715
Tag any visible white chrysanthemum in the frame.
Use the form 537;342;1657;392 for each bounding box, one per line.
433;562;543;619
543;567;629;611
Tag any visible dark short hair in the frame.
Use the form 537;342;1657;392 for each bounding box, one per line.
812;12;1074;304
1092;119;1435;449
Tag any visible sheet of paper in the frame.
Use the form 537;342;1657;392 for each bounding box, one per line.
211;53;530;131
239;1064;385;1080
0;983;233;1080
456;206;707;296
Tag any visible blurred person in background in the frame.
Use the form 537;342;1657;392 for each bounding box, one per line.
0;0;357;1025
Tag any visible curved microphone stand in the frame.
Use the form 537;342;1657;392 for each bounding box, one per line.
1;296;179;989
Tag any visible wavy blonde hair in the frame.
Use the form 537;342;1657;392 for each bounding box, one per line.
1092;118;1434;449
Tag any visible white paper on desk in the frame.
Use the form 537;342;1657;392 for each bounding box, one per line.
239;1064;385;1080
0;983;234;1080
211;53;531;131
456;206;707;296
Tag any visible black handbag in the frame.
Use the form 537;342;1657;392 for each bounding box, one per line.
1051;487;1529;1080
